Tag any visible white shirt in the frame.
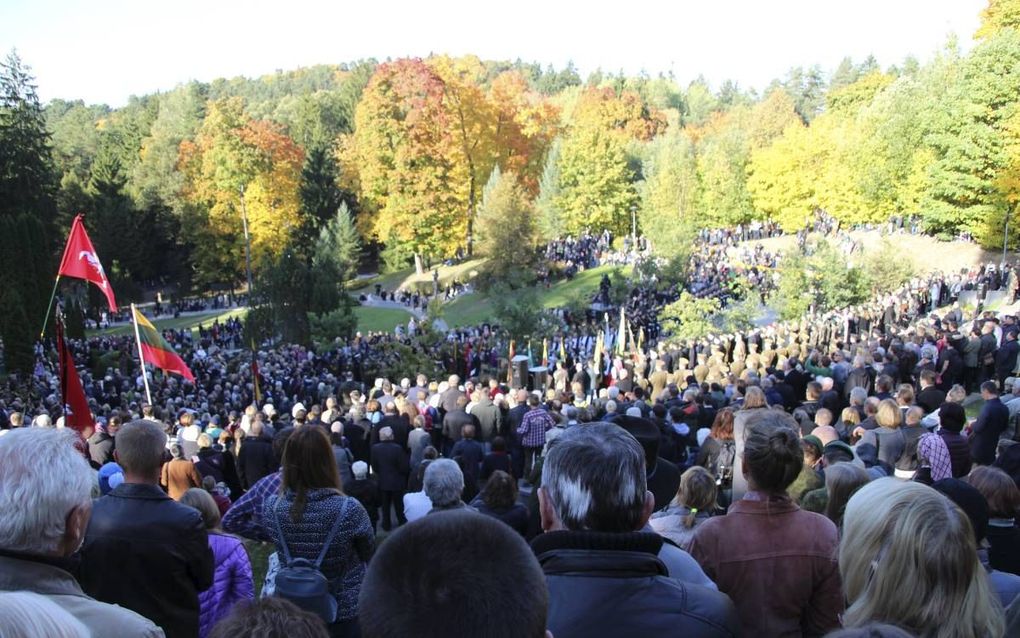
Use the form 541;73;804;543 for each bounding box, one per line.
403;491;433;522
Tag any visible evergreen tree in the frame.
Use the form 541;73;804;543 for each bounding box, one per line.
535;139;563;240
0;51;57;368
299;143;344;238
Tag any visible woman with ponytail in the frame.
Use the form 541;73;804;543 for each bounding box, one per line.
689;410;843;637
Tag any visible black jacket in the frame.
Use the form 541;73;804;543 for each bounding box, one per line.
971;397;1010;465
78;483;213;638
371;441;410;491
372;415;410;449
916;387;947;414
532;530;739;638
442;409;477;444
87;431;115;467
236;434;276;489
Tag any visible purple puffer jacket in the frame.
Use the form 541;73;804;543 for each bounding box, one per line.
198;532;255;638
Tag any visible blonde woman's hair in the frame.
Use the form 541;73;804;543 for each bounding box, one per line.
840;407;861;426
673;466;717;528
875;399;902;430
742;386;768;409
840;479;1004;638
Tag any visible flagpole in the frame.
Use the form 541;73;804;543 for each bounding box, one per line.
131;304;153;405
39;276;61;338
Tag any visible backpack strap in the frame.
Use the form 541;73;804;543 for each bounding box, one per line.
313;496;351;569
271;500;293;565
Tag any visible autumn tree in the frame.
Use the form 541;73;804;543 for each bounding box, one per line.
180;97;305;287
341;59;464;272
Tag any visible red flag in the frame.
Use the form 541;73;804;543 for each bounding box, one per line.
57;214;117;311
57;318;95;433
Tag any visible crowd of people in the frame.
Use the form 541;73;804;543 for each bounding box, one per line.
6;217;1020;636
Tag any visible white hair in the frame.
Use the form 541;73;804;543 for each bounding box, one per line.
0;591;89;638
423;459;464;507
0;429;94;554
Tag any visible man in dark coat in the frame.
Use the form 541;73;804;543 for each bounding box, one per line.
441;395;477;456
996;329;1020;390
236;421;276;489
79;420;213;638
972;382;1010;466
373;403;410;448
532;423;739;638
371;426;410;531
505;390;530;479
470;392;503;448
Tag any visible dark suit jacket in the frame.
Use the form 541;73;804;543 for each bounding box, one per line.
372;415;410;448
972;397;1009;465
506;404;529;445
371;441;410;491
443;409;478;444
79;483;213;638
916;387;947;414
236;435;276;489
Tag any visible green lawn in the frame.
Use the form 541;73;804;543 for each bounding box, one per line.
86;307;250;338
353;305;413;333
440;264;629;328
348;258;486;292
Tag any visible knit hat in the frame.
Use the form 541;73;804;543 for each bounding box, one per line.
932;478;989;543
352;461;368;479
97;462;125;496
802;435;824;458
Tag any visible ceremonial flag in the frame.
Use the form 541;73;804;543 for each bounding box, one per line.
507;340;515;383
56;318;94;433
131;305;195;383
57;214;117;311
542;338;549;367
616;307;627;356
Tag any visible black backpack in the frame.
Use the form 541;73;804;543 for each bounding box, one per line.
271;496;350;623
715;441;736;487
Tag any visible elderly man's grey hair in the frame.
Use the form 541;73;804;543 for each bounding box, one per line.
0;428;93;554
423;459;464;508
849;387;868;407
540;422;647;533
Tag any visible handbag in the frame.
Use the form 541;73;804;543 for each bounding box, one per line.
270;496;350;623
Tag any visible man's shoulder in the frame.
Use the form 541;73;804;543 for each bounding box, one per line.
51;592;165;637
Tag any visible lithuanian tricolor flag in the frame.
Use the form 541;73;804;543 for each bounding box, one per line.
132;306;195;383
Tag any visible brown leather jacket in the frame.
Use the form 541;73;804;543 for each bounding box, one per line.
689;493;843;637
160;458;203;500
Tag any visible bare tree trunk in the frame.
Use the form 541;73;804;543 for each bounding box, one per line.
414;252;424;275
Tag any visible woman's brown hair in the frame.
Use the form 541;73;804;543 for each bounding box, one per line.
966;466;1020;518
480;471;518;510
280;425;342;521
710;408;735;441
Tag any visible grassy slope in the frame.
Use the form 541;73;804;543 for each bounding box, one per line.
441;264;628;328
348;258;487;293
353;305;413;333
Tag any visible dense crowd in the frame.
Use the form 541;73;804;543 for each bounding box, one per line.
6;225;1020;636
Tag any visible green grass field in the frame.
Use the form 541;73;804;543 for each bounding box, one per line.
440;264;628;328
86;307;250;338
84;262;625;338
348;258;486;293
353;305;413;333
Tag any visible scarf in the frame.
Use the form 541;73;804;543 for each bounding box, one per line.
918;432;952;481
